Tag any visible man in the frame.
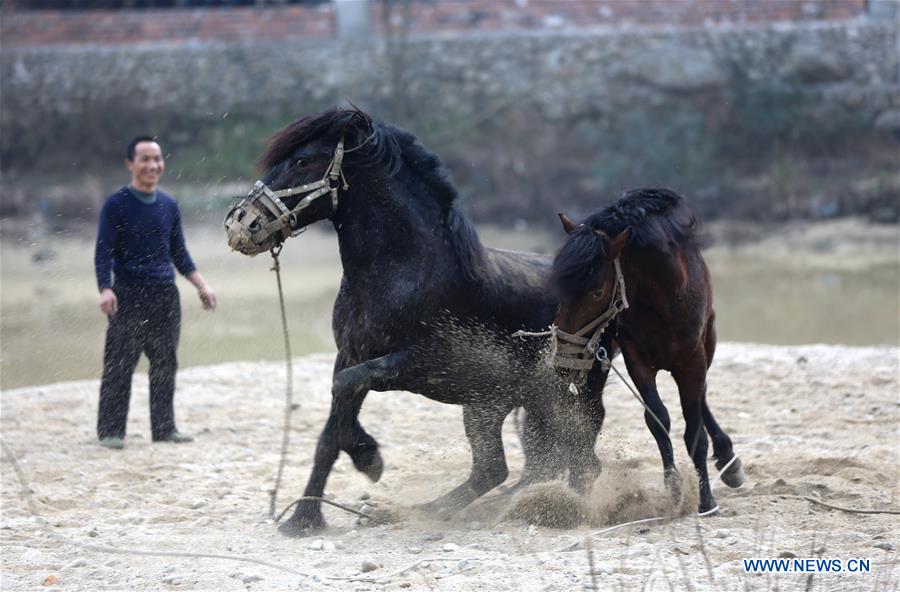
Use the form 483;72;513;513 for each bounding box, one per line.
94;135;217;449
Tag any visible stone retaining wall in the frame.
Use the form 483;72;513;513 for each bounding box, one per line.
1;15;897;222
4;20;895;153
3;0;870;45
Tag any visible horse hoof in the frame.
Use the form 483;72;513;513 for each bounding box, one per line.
277;513;326;538
664;469;683;504
426;503;459;521
413;500;452;520
716;456;747;489
348;438;384;482
568;455;602;494
415;497;461;520
698;504;720;517
359;449;384;483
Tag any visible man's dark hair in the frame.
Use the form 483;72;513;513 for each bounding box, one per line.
126;135;160;161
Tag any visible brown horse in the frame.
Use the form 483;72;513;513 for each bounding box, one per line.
550;188;745;515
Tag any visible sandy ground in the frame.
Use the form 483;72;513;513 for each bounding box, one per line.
1;343;898;591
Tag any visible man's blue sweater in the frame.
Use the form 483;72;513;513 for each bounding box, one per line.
94;187;197;291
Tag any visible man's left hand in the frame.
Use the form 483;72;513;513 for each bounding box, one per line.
198;285;217;311
187;271;217;311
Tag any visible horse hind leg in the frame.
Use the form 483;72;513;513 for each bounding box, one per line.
703;402;746;489
673;358;717;515
419;402;511;519
701;315;746;488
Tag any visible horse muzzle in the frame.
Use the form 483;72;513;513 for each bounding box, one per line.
225;138;348;256
224;197;286;256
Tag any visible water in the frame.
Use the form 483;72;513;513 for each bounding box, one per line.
1;223;897;389
710;253;899;347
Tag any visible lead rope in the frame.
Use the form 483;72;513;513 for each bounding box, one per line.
266;246;375;524
268;245;294;519
594;347;669;435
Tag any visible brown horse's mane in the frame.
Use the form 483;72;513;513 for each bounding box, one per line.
551;188;708;297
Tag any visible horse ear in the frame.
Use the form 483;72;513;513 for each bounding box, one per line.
558;213;580;235
607;227;631;260
336;107;362;136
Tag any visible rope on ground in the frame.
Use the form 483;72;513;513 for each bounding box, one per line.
556;516;672;552
796;495;900;515
274;496;373;523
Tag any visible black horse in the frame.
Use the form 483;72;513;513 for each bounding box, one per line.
225;108;609;536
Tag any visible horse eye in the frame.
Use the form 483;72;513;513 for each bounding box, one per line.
592;288;605;301
295;158;308;167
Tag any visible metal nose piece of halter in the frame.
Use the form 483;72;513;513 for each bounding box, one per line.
225;138;348;252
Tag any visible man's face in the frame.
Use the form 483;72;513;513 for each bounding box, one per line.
126;141;165;191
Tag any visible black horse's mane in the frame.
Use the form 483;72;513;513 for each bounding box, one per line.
552;188;707;297
262;108;486;282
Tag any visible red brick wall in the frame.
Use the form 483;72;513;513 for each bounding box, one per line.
377;0;869;34
2;4;336;45
3;0;869;47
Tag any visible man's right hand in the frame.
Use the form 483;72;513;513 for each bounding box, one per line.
99;288;118;317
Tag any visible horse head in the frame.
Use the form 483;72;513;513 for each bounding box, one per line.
553;214;630;335
224;108;381;255
548;213;629;374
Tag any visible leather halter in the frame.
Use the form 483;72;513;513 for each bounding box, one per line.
224;138;348;254
550;258;629;372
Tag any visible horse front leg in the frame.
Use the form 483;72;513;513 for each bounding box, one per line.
323;349;425;479
279;352;373;537
419;402;512;519
518;400;566;487
565;363;608;493
620;343;681;505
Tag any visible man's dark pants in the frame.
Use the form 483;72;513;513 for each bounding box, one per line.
98;283;181;441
